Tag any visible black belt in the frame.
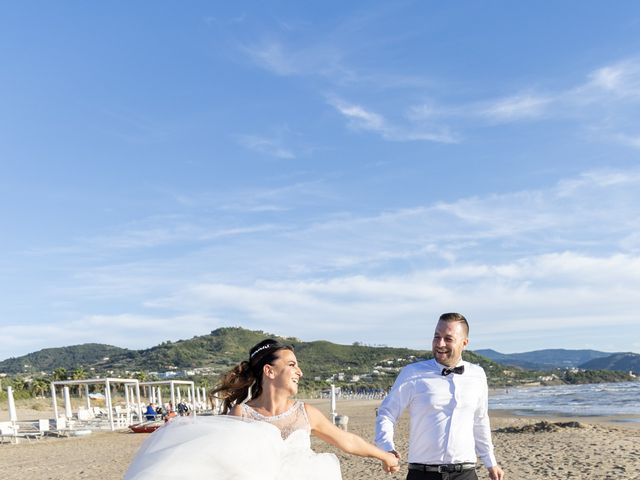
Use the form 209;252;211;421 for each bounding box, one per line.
408;463;476;473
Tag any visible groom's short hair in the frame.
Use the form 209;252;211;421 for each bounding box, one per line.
438;312;469;336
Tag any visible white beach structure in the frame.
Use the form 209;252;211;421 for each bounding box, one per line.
50;378;142;431
63;386;73;419
202;387;211;412
0;387;18;442
330;384;337;424
7;386;18;424
139;380;198;415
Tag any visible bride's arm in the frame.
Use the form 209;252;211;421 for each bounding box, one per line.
228;405;243;416
304;404;399;473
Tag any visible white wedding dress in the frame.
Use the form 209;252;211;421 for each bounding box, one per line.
124;401;342;479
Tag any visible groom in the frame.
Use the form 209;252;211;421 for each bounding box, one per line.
375;313;504;479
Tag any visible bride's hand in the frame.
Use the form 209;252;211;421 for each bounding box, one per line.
382;450;400;473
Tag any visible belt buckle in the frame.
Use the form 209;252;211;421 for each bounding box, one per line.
437;464;461;473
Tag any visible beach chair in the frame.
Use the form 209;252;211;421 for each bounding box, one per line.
15;421;44;442
0;421;16;443
91;406;105;417
113;406;129;428
38;419;50;436
48;416;71;437
77;407;93;421
0;421;40;443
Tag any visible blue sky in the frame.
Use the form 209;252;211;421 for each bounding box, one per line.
2;1;640;361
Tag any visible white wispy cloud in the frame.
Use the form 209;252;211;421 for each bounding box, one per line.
583;59;640;99
236;133;296;159
241;41;300;76
240;39;354;82
81;218;277;251
479;93;552;121
406;58;640;149
328;96;458;143
330;99;385;131
611;132;640;149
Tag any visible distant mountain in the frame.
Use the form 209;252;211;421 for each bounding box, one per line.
580;352;640;372
475;348;614;370
0;344;130;374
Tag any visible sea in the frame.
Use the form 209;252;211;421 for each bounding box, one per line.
489;381;640;419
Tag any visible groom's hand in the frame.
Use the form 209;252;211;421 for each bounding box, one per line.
488;465;504;480
382;450;400;473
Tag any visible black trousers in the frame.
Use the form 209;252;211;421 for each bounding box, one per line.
407;468;479;480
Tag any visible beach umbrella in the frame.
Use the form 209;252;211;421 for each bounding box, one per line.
85;384;91;410
63;386;73;418
170;383;176;410
124;384;131;421
330;384;337;423
7;386;18;423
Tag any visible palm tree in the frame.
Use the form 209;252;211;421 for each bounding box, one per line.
71;368;87;396
52;367;68;382
10;376;28;392
30;378;49;398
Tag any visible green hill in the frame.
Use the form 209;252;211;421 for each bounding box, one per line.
103;327;509;382
0;343;130;374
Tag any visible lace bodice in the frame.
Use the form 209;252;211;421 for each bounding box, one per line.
241;401;310;440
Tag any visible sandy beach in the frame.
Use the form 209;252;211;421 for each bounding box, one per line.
1;399;639;479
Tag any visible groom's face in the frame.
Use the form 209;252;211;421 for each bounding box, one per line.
432;320;469;367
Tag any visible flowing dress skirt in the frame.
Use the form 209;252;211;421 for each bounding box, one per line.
125;416;341;480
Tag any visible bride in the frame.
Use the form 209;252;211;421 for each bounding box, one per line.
125;339;399;479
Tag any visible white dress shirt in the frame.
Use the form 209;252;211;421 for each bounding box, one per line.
375;358;497;468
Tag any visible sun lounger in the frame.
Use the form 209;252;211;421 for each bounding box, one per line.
0;421;43;443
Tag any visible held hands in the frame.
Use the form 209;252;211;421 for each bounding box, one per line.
381;450;400;474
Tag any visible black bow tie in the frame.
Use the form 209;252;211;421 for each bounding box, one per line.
442;365;465;376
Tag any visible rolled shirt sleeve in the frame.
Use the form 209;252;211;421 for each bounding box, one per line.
473;370;497;468
375;367;414;452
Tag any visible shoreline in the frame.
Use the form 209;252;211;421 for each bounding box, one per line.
3;396;639;427
488;408;640;427
306;398;640;428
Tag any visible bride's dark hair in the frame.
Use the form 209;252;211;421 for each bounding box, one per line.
211;339;294;414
